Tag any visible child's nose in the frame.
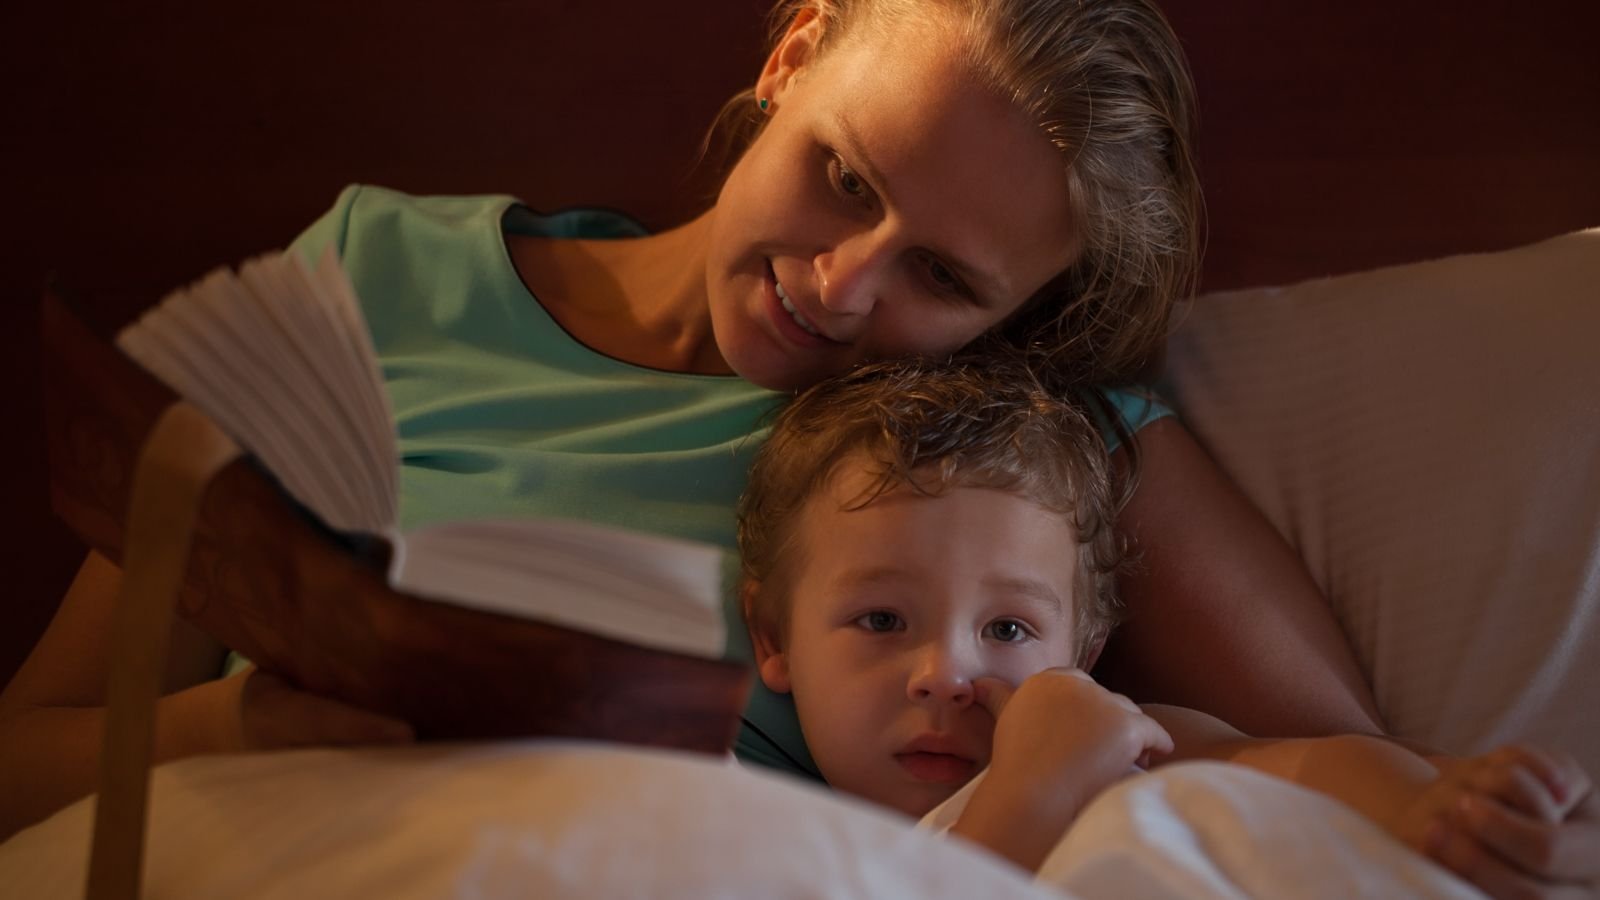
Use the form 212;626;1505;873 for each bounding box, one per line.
906;645;977;709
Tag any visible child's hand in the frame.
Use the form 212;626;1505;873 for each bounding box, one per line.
219;666;415;751
974;668;1173;821
1406;744;1599;898
948;669;1172;872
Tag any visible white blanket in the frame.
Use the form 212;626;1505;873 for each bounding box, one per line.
0;744;1481;898
924;762;1482;898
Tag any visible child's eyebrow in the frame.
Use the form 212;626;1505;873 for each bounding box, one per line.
829;566;915;593
982;576;1066;615
829;568;1066;615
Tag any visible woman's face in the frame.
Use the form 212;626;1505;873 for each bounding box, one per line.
706;12;1077;392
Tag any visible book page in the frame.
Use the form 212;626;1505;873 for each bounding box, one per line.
116;250;398;536
392;517;728;660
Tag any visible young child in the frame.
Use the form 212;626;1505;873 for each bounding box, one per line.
736;356;1591;875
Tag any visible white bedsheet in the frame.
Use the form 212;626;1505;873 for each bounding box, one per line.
922;761;1479;898
0;742;1048;899
1044;763;1481;898
0;744;1482;898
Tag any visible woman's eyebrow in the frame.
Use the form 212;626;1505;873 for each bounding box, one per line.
832;113;1008;307
832;112;893;201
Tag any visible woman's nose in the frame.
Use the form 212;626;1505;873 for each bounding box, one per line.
814;232;889;317
907;643;978;709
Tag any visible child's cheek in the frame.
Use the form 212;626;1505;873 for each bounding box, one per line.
992;647;1070;687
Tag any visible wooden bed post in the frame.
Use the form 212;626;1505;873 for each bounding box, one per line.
85;404;240;900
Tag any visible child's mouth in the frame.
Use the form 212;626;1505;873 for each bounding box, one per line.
895;751;976;784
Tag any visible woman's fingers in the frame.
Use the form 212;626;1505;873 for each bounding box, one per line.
242;668;414;748
1429;822;1593;900
275;690;415;747
1457;794;1553;875
1444;787;1600;893
1538;748;1593;819
1466;754;1565;824
1488;745;1592;819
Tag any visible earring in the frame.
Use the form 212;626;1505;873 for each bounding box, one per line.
758;97;770;113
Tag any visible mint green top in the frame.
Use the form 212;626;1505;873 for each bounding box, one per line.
289;184;1173;781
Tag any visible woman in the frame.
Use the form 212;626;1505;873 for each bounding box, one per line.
5;1;1592;893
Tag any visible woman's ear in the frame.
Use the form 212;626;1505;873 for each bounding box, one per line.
755;8;825;111
743;580;793;694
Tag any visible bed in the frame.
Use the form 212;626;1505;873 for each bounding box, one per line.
4;0;1597;896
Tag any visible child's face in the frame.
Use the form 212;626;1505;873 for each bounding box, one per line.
752;455;1081;817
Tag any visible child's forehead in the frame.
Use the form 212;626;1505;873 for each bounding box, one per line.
817;451;920;505
794;462;1084;621
816;451;1024;513
802;454;1080;555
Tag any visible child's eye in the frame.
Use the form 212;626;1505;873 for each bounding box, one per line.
984;619;1031;643
855;610;903;633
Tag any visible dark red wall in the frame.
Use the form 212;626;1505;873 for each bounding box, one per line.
4;0;1597;686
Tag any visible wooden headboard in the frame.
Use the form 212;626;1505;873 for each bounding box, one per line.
5;0;1597;683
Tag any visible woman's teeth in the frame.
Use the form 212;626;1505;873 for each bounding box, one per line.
775;280;821;337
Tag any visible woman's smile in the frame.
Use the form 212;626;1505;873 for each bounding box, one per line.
776;279;821;337
765;261;838;349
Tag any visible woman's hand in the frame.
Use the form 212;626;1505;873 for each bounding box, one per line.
218;666;415;751
1415;745;1599;898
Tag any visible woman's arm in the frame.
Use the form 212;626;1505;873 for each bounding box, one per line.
0;552;235;838
1145;703;1440;833
1146;703;1600;898
0;551;413;840
1094;418;1384;737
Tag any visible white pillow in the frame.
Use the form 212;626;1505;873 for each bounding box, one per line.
0;748;1476;899
1162;229;1600;771
0;744;1052;899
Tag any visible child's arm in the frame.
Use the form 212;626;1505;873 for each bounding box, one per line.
1145;704;1599;896
947;669;1172;872
0;552;412;841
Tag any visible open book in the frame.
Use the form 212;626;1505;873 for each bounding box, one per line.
42;249;751;753
118;246;727;661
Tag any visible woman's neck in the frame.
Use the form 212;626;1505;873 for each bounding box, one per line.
508;208;731;375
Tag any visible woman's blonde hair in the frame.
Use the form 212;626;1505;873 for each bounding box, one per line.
704;0;1201;387
738;355;1125;664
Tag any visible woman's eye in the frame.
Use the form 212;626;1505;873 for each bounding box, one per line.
985;620;1029;643
920;253;970;299
829;154;868;200
838;165;864;196
856;611;903;633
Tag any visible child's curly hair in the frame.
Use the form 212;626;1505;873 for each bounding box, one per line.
738;355;1125;664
